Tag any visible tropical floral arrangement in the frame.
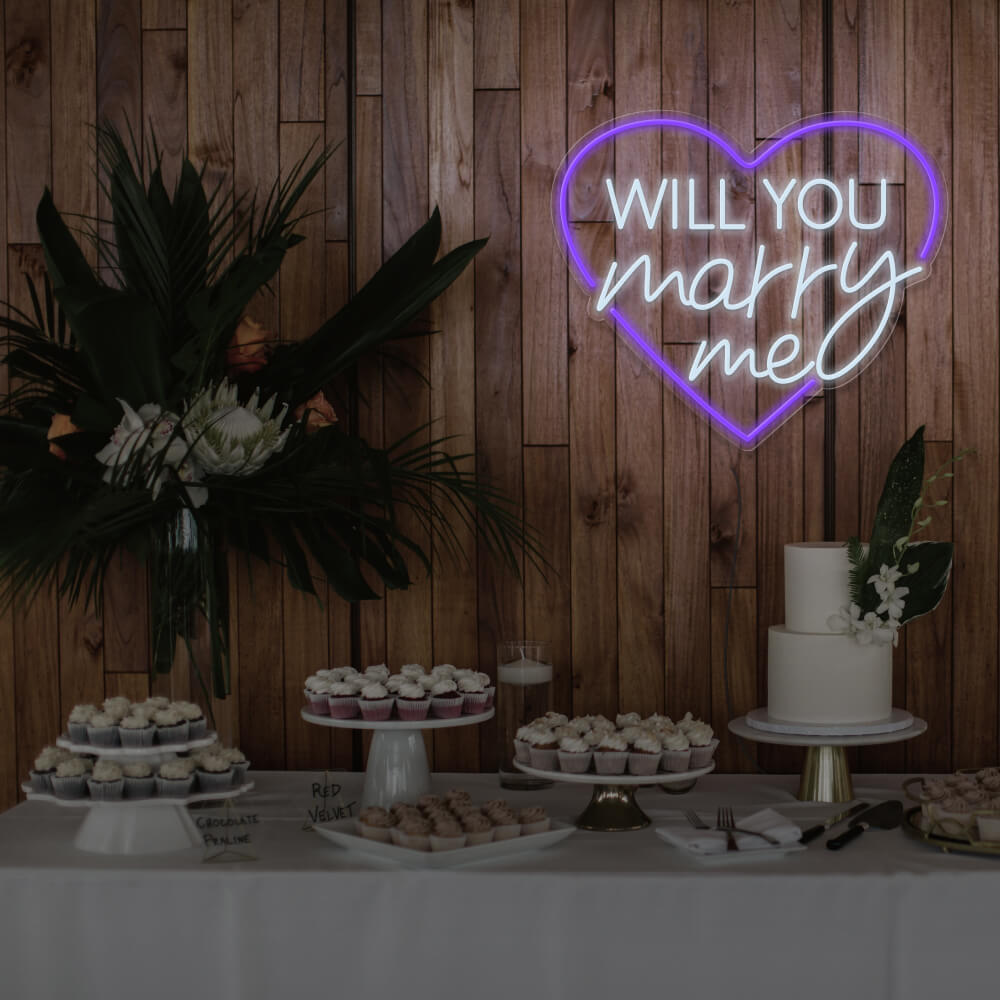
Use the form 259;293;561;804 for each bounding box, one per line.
827;426;968;646
0;125;529;698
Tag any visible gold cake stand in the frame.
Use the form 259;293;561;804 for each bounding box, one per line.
728;714;927;803
514;760;715;831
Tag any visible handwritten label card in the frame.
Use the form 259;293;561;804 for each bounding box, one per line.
305;774;357;828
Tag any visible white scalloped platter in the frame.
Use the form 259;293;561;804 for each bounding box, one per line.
513;760;715;786
301;707;493;731
22;780;254;808
314;817;575;868
55;732;219;757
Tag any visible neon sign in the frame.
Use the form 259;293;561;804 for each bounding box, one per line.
553;115;946;447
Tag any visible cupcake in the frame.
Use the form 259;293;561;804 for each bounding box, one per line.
30;748;67;792
385;674;407;694
358;806;396;842
430;678;463;719
221;747;250;785
102;697;132;722
686;721;718;767
628;733;663;776
174;701;207;740
593;732;629;775
400;663;426;679
396;681;431;721
122;761;155;798
327;666;357;683
445;787;472;806
304;675;332;715
489;808;522;841
50;757;89;799
393;815;432;850
119;712;156;748
557;735;593;773
152;707;189;744
527;727;559;770
87;760;124;801
140;697;171;715
155;759;196;797
86;712;120;748
660;728;692;772
462;812;495;846
542;712;569;727
518;806;550;834
358;681;394;721
513;725;534;763
364;663;391;683
430;663;457;680
458;675;489;715
196;753;235;794
416;794;443;810
429;818;467;851
67;704;98;743
327;681;360;719
417;673;438;693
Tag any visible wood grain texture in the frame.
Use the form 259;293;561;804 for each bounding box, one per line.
142;0;186;30
520;0;567;444
325;0;350;240
188;0;234;195
754;0;801;137
280;0;324;121
5;0;51;243
474;0;518;89
354;0;381;94
859;0;904;182
141;29;186;192
711;587;757;773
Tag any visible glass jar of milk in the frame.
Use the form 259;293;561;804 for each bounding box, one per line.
497;640;554;789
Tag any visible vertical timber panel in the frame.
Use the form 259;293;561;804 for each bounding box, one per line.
141;28;187;192
187;0;233;197
280;0;324;122
474;0;518;89
325;0;349;240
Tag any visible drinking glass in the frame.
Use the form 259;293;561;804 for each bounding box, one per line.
497;639;554;789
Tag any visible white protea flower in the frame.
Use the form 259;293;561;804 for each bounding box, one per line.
184;379;290;477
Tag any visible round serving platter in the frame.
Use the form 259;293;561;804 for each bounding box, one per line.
514;759;715;832
22;780;254;809
744;707;914;737
55;732;219;758
902;806;1000;858
300;709;493;731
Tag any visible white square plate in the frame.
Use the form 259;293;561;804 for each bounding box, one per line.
314;817;575;868
654;822;807;866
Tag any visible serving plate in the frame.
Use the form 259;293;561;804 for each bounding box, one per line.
313;817;575;868
902;806;1000;858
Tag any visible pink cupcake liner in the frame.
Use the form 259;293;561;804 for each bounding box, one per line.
304;691;331;716
593;751;629;775
461;691;489;715
661;748;692;773
689;738;719;769
327;695;360;719
396;697;431;721
431;696;464;719
484;686;496;709
513;739;532;763
528;746;558;770
359;697;395;721
557;749;593;773
627;752;661;776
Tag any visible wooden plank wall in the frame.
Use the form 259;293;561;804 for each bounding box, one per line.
0;0;997;810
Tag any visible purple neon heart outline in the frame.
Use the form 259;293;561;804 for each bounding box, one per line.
555;115;945;446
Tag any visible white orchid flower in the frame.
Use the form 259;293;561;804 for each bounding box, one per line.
877;585;909;620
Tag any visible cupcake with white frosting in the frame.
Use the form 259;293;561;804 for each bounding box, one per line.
513;725;535;763
155;759;196;797
358;681;394;721
304;675;332;715
119;712;156;748
122;761;155;798
431;663;457;680
195;753;234;794
458;674;488;715
399;663;426;679
86;712;120;748
660;728;692;772
50;757;89;798
430;678;463;719
67;704;98;743
616;712;641;728
526;726;559;770
327;680;360;719
489;807;521;841
593;731;629;775
519;806;550;834
221;747;250;784
385;673;407;694
462;812;495;846
628;732;662;776
363;663;391;683
174;701;207;740
153;707;189;745
87;760;124;801
102;697;132;722
30;747;69;792
557;735;593;773
686;720;718;767
396;681;431;721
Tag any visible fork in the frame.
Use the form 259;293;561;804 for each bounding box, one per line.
715;805;781;846
683;809;710;829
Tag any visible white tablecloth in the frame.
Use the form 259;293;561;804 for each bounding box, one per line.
1;771;998;1000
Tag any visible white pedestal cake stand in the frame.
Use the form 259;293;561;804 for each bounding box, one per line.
514;760;716;831
23;782;254;855
301;708;494;809
729;713;928;803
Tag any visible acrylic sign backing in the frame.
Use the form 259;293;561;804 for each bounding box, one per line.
553;114;946;448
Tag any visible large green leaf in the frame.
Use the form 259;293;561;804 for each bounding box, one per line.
35;189;99;294
897;540;954;624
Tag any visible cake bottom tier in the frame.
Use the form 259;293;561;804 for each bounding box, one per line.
766;626;893;725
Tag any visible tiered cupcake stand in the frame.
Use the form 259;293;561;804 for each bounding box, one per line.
729;710;927;803
514;760;715;831
301;708;494;809
23;733;254;855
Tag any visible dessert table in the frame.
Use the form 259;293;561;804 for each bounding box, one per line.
0;771;997;1000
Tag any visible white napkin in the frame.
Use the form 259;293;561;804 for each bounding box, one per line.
657;808;802;855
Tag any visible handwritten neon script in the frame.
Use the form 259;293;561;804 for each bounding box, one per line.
554;116;946;446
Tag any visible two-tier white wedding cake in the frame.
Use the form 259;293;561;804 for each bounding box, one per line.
766;543;892;725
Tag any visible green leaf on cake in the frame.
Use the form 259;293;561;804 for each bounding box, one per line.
897;540;954;624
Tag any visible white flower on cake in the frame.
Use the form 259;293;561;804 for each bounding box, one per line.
183;379;290;476
827;602;900;647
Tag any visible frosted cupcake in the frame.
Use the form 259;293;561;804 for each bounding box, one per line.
489;808;521;841
396;681;431;721
458;675;489;715
141;697;171;714
67;704;98;743
358;681;394;721
153;707;189;744
527;727;559;770
399;663;426;679
557;735;593;773
102;697;132;722
358;806;396;842
174;701;207;740
87;760;124;801
86;712;120;748
304;675;332;715
430;818;467;851
431;663;457;680
628;733;663;776
385;674;407;694
513;725;535;763
119;712;156;748
364;663;391;683
219;747;250;784
122;761;155;798
616;712;641;728
430;678;463;719
30;748;67;792
327;680;360;719
519;806;550;834
196;753;235;793
156;759;196;797
660;728;691;772
50;757;89;799
462;812;495;846
472;671;495;709
393;815;432;850
593;732;629;775
686;721;718;767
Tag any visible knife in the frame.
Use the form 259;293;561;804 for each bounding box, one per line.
799;801;870;844
826;800;903;850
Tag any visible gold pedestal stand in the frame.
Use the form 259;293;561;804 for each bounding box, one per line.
576;784;650;831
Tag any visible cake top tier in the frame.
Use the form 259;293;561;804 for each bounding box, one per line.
784;542;851;634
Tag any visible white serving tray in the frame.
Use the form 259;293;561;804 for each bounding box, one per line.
314;817;575;868
654;821;807;866
55;732;219;757
22;781;255;808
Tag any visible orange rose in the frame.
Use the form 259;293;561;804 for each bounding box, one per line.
47;412;80;459
225;316;274;375
293;391;338;433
